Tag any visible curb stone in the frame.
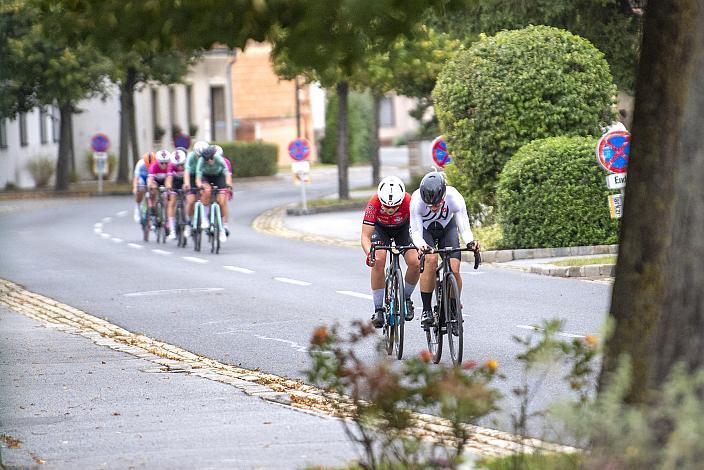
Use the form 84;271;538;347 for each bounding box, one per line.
253;207;358;248
0;278;579;458
479;244;618;263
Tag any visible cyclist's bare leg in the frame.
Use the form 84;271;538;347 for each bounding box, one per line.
167;192;177;231
216;191;228;223
403;250;420;285
419;253;438;293
371;250;387;290
185;193;196;220
450;258;462;294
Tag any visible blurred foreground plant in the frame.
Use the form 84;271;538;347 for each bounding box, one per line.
307;321;501;469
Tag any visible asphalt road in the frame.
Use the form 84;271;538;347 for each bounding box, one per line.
0;165;612;440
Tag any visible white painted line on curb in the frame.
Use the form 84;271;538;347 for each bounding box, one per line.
152;249;171;255
515;324;586;339
111;237;123;243
223;266;254;274
128;243;143;249
274;277;311;286
116;210;128;217
102;217;112;223
337;290;373;300
182;256;208;264
100;233;110;238
124;287;224;297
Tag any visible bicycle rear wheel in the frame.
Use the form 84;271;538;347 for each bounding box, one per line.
394;268;405;360
425;287;443;364
193;228;201;251
155;201;165;243
445;273;463;365
176;204;185;247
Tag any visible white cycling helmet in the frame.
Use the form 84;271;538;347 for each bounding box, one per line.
213;145;224;158
377;176;406;207
193;140;209;156
170;149;187;165
155;149;171;163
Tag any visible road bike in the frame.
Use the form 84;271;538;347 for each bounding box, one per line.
419;243;481;365
370;243;417;360
174;189;188;248
139;194;150;242
150;186;168;244
206;185;228;254
191;188;205;252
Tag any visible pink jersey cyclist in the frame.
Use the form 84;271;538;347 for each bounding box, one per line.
148;161;169;185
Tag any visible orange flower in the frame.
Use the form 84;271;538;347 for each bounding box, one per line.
483;359;498;372
311;326;329;346
584;335;598;347
462;360;477;370
419;350;432;363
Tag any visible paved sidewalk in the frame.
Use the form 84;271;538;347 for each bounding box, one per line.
0;306;357;469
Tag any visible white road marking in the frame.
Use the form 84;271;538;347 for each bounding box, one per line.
254;334;309;353
515;324;586;339
116;210;128;217
124;287;224;297
100;233;110;238
102;217;112;223
128;243;143;249
223;265;254;274
111;237;123;243
460;271;485;275
337;290;373;300
94;228;102;234
152;249;171;255
274;277;311;286
94;222;103;228
182;256;208;264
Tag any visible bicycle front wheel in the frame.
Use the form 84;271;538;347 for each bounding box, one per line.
445;273;463;365
426;287;443;364
383;271;395;356
394;268;405;360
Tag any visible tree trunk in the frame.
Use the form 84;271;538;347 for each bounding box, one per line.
336;81;350;200
127;68;139;173
54;104;72;191
370;92;381;186
600;0;704;402
117;82;131;183
68;107;75;178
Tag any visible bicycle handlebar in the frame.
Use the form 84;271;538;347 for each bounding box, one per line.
419;244;481;273
369;244;417;263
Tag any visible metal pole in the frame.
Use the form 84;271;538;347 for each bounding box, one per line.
98;172;103;194
299;172;308;212
295;77;301;137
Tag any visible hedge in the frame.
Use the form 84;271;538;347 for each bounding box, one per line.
213;141;278;178
320;90;373;165
433;25;616;217
496;136;619;249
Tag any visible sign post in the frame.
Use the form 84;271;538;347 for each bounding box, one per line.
288;138;311;212
91;133;110;194
595;125;630;219
430;136;452;168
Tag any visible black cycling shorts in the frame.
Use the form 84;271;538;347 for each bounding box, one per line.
171;177;184;192
203;173;226;190
422;218;461;260
371;221;413;248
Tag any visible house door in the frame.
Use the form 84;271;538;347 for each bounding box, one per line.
210;86;226;142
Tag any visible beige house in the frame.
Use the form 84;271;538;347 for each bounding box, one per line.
231;42;317;165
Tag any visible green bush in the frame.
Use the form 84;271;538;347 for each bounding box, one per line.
433;25;616;216
320;90;373;165
214;141;277;178
496;136;619;249
85;152;117;179
26;156;55;188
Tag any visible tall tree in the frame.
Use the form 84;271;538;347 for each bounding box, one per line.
0;1;110;190
600;1;704;402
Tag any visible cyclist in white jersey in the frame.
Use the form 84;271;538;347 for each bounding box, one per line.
409;171;480;327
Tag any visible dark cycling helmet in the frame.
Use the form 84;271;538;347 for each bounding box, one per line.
419;171;446;205
201;145;217;160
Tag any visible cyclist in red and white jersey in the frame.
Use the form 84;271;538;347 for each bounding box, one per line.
409;171;480;328
361;176;420;328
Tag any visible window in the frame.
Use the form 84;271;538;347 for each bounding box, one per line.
379;96;395;128
39;108;48;144
19;112;28;146
151;88;160;140
0;119;7;148
51;106;59;142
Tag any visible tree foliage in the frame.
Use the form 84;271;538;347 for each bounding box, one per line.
434;25;616;217
496;136;620;249
428;0;643;91
320;90;373;165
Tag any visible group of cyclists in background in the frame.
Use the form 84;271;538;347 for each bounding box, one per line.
131;140;233;246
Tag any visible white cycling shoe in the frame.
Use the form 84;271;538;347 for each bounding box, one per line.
184;225;192;237
168;230;177;241
218;230;227;243
133;207;140;223
201;220;210;230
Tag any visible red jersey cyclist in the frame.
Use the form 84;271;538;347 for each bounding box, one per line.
361;176;420;328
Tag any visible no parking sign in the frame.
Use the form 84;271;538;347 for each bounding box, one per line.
288;138;311;161
596;130;630;174
430;136;451;168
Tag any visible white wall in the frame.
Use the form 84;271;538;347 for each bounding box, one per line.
72;86;121;178
0;109;59;189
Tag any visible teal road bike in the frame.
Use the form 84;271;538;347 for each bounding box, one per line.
191;186;226;254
